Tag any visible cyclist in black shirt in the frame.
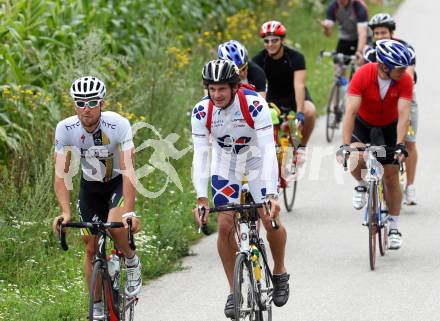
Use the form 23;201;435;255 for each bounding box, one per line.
218;40;267;98
252;20;316;147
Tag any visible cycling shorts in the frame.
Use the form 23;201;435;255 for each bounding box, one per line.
336;39;357;56
77;174;124;235
270;87;313;114
406;90;418;143
351;116;397;165
336;39;358;65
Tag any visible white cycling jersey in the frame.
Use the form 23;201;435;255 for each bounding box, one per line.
191;89;278;206
54;111;134;182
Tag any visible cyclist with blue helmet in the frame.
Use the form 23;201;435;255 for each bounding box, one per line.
338;39;414;250
218;40;267;98
364;13;419;205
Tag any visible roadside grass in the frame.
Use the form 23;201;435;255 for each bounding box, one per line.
0;1;402;320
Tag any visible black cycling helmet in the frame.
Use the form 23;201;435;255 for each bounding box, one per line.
368;13;396;32
202;59;240;86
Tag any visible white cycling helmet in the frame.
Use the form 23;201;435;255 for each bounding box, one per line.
70;76;106;100
368;13;396;31
217;40;248;68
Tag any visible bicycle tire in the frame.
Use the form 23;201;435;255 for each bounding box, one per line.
326;83;339;143
254;239;272;321
367;183;377;271
282;139;298;212
117;258;135;321
233;253;257;321
378;206;388;256
89;260;116;321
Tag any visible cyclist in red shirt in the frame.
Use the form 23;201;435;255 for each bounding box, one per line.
338;39;413;250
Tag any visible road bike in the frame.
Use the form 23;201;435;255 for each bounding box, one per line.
320;50;356;143
199;189;277;320
270;103;300;212
57;219;138;320
342;145;400;270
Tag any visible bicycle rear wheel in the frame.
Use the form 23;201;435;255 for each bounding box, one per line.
233;253;257;321
367;184;377;271
326;83;339;143
282;138;298;212
89;260;116;321
254;239;272;321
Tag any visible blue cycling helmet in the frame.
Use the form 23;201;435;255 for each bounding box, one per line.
217;40;248;68
375;39;413;69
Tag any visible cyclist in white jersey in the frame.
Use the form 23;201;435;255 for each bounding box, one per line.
51;76;142;319
191;59;290;318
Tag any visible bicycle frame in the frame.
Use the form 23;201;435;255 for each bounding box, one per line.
58;220;137;321
273;114;299;189
236;208;273;281
363;149;385;228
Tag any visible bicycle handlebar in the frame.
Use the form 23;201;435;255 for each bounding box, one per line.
57;218;136;251
341;145;403;171
319;50;356;64
197;202;278;235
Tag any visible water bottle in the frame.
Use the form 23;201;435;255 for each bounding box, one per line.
251;245;261;281
338;76;348;113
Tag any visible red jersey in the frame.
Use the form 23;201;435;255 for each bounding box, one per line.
348;62;413;126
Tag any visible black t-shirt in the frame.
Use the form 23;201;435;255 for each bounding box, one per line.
252;45;306;109
246;60;266;93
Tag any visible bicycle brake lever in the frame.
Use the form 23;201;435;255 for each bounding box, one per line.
198;206;209;235
264;201;279;230
127;218;136;251
58;217;68;251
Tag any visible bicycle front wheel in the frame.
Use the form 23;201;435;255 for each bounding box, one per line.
118;258;135;321
282;140;298;212
89;260;115;321
326;83;339;143
233;253;257;321
254;239;272;321
367;184;377;271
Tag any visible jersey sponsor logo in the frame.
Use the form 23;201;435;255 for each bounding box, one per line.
217;135;251;154
101;119;117;129
80;134;85;144
80;146;113;160
249;101;263;117
211;175;240;206
212;119;224;128
65;121;81;131
94;137;102;145
233;110;246;123
192;105;206;120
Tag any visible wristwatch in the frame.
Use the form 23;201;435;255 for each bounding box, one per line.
265;194;279;201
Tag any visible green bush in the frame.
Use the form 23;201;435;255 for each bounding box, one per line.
0;0;401;319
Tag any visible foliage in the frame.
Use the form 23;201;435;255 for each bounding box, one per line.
0;0;402;319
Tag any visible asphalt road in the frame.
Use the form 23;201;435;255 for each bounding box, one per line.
135;0;440;320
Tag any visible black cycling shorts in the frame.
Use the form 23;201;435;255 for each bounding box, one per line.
77;174;124;235
270;87;313;114
336;39;358;56
351;116;398;165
